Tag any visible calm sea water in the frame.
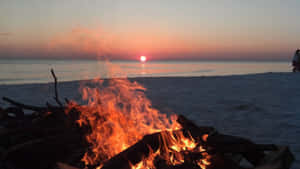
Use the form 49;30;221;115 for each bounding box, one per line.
0;59;290;84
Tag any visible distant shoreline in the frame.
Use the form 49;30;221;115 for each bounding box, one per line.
0;72;293;86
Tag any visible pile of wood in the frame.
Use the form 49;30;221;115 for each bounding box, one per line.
0;69;87;169
0;70;295;169
89;115;294;169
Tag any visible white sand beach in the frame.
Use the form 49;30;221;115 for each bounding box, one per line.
0;72;299;168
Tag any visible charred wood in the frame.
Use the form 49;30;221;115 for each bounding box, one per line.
100;132;163;169
177;115;215;142
177;115;275;167
2;97;46;112
0;107;7;120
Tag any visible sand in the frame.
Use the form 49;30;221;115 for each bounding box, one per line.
0;72;299;168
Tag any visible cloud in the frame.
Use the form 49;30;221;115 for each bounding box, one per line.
0;32;12;36
47;26;115;59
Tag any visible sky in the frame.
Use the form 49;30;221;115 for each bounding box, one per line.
1;0;300;61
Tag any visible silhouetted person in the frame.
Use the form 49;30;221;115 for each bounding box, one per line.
292;49;300;72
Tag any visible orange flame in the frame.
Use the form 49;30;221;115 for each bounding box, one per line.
67;77;211;169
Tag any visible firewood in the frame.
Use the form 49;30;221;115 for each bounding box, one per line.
1;137;47;160
177;115;276;167
51;68;63;107
2;97;66;115
99;129;206;169
57;162;80;169
0;107;7;120
2;97;46;112
99;115;282;169
153;156;201;169
254;146;294;169
0;68;294;169
101;132;163;169
177;115;215;141
4;107;24;119
99;129;205;169
206;153;243;169
1;132;84;169
159;163;201;169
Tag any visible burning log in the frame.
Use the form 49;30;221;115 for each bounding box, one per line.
177;115;215;136
58;145;295;169
100;132;162;169
97;115;292;169
0;99;294;169
177;115;277;167
99;129;205;169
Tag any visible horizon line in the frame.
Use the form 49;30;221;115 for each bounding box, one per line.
0;57;290;62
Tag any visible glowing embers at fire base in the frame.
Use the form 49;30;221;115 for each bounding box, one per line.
129;131;212;169
67;78;211;169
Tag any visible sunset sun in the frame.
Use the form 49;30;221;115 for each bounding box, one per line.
140;55;147;62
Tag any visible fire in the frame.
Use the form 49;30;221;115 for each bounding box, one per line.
66;77;211;169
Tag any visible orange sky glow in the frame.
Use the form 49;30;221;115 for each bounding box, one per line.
1;1;299;61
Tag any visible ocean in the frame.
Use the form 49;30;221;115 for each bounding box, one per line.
0;59;291;84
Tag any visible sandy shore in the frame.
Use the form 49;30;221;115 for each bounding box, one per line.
0;72;299;168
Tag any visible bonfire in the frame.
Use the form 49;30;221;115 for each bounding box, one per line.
0;70;294;169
